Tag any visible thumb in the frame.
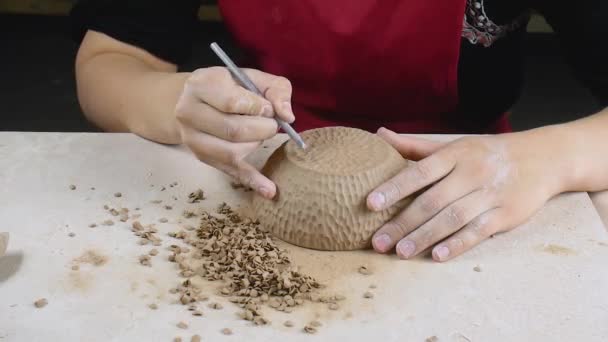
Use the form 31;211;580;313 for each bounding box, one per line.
377;127;445;161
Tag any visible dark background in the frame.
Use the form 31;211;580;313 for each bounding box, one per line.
0;13;602;132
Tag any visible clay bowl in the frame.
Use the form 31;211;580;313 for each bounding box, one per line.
252;127;413;251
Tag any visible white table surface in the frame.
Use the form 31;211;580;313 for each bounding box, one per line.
1;132;608;342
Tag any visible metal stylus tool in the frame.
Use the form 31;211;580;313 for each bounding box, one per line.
210;42;307;149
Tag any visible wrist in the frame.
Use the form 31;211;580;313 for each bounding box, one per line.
124;71;190;145
516;123;584;194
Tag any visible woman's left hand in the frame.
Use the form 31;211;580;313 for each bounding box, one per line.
366;127;570;262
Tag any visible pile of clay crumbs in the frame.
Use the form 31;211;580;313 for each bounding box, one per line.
86;182;348;335
166;202;341;328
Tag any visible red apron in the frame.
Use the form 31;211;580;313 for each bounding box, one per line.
218;1;510;134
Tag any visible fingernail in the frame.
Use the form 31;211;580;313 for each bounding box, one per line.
368;192;386;211
258;187;272;198
433;245;450;261
372;234;392;253
283;102;295;123
261;104;273;116
396;240;416;259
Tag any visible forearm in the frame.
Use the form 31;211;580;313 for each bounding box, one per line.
75;40;189;144
526;107;608;193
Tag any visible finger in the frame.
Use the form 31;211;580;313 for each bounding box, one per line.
180;126;276;198
431;208;509;262
394;189;495;259
371;168;479;253
367;150;456;212
245;69;295;123
377;127;445;160
188;67;274;117
216;160;277;199
176;99;278;142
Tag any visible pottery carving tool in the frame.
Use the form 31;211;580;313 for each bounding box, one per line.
210;42;307;149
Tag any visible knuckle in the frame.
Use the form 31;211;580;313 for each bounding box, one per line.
223;120;246;142
274;76;292;90
385;178;405;199
445;205;468;227
386;219;410;237
414;160;434;181
224;94;243;113
189;68;210;84
174;99;190;122
418;194;442;214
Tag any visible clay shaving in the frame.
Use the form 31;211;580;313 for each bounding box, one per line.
358;266;372;275
191;335;201;342
34;298;48;308
187;189;205;203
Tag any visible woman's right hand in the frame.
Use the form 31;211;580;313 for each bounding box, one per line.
175;66;295;199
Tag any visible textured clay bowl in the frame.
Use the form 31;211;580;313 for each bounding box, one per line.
252;127;413;251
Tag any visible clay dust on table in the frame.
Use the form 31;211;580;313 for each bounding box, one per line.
74;250;108;267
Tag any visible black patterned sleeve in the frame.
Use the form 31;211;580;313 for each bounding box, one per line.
69;0;201;65
534;0;608;107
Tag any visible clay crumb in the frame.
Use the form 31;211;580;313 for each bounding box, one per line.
192;310;203;316
284;320;294;327
208;302;223;310
473;266;482;272
363;291;374;299
426;336;439;342
177;322;188;329
303;325;317;334
69;185;76;190
139;255;151;266
91;187;95;190
89;223;97;228
358;266;372;275
328;303;339;310
149;303;158;310
191;335;201;342
149;249;159;256
173;338;182;342
164;205;173;210
71;265;79;271
159;218;169;223
151;200;162;204
102;219;114;226
34;298;48;308
68;232;75;237
220;328;232;335
187;189;205;203
310;320;322;327
114;192;122;198
369;284;377;289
